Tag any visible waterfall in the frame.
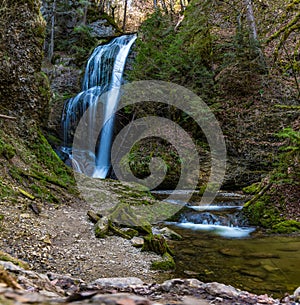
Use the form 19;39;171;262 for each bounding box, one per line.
62;34;137;178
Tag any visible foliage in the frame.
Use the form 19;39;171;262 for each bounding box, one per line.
276;127;300;153
130;5;215;98
243;127;300;232
265;0;300;96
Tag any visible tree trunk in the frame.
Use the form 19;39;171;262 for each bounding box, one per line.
82;2;89;25
122;0;128;32
160;0;168;14
48;0;56;61
243;0;257;41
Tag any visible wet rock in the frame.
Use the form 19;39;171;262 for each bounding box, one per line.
159;227;183;241
262;264;280;272
239;269;267;279
245;252;280;259
219;248;243;257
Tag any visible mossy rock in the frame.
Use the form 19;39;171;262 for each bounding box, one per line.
151;252;175;271
142;234;173;255
272;220;300;234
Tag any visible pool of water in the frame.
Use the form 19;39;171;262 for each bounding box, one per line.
168;226;300;298
152;191;300;298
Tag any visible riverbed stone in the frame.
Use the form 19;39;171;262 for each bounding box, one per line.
245;252;280;259
219;248;243;257
262;264;280;272
239;268;267;279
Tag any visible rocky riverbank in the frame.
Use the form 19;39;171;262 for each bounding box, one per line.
1;189;300;305
1;260;300;305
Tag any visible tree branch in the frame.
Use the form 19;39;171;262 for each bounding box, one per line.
0;114;16;120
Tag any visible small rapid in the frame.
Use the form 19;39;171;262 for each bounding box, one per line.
152;191;255;238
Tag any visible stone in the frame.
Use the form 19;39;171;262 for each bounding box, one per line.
239;269;267;279
151;253;175;271
245;252;280;259
293;286;300;301
131;237;144;247
94;216;109;238
92;277;144;288
161;279;185;292
204;282;239;298
219;248;243;257
262;265;280;272
159;227;183;240
88;20;116;38
185;279;204;288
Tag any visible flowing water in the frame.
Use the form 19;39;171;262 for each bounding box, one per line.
152;191;300;298
62;34;137;178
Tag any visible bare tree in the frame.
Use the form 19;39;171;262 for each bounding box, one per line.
48;0;56;61
243;0;257;41
122;0;127;31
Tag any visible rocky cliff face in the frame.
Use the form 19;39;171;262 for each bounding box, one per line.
0;0;50;125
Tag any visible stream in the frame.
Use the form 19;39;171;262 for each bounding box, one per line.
153;191;300;298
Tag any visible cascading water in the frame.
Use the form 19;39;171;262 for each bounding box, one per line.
152;191;256;238
62;34;137;178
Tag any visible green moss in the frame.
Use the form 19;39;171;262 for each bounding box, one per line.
242;195;284;228
272;220;300;234
0;250;29;269
243;182;261;195
0;143;15;160
151;252;175;271
142;234;174;255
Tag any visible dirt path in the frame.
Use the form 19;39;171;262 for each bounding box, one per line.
0;196;163;283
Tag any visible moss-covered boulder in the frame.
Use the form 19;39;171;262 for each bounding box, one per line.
151;252;175;271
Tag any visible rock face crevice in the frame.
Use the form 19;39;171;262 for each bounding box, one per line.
0;0;50;125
